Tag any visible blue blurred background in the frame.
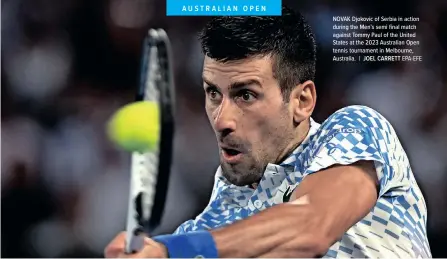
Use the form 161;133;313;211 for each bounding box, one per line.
2;0;447;257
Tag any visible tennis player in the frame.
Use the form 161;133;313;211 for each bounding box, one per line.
105;6;431;258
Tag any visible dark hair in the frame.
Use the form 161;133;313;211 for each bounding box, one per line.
199;6;317;100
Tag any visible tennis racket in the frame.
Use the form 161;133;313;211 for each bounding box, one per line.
125;28;175;254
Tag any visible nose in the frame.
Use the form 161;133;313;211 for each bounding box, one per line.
213;98;236;138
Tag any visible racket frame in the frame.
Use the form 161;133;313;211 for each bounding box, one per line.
125;28;175;254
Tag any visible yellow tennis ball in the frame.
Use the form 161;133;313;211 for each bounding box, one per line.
107;101;160;153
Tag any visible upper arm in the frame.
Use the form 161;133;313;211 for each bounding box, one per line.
290;160;378;243
289;105;405;243
303;105;409;198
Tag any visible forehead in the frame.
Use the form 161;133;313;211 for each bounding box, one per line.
202;56;274;84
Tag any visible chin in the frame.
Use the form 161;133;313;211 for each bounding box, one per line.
221;163;262;186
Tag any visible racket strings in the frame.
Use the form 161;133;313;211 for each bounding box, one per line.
126;28;174;253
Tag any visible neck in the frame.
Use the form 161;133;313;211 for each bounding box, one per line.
249;183;258;189
276;119;311;164
248;119;311;189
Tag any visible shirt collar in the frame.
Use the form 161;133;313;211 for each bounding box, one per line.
280;117;320;167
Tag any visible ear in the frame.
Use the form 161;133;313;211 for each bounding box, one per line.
289;80;317;124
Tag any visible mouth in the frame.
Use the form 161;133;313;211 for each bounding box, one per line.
220;147;243;164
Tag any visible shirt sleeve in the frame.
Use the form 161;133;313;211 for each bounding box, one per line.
172;168;225;234
173;219;194;234
304;105;411;197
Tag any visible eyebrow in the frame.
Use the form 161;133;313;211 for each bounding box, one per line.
203;77;262;90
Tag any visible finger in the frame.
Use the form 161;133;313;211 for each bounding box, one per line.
290;194;310;205
104;231;127;258
139;242;167;258
117;250;153;258
117;240;166;258
146;237;168;258
143;236;153;245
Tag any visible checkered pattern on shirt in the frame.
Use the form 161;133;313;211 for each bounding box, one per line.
172;105;431;258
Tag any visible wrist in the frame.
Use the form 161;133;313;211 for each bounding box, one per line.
153;231;218;258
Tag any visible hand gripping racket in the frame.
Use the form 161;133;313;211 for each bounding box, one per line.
125;28;175;254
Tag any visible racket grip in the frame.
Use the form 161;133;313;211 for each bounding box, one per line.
125;228;145;254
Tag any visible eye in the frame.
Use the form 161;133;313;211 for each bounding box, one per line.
237;90;257;102
205;87;222;101
210;90;218;99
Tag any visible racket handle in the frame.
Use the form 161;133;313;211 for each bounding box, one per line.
125;228;145;253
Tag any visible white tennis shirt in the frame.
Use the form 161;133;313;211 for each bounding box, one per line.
173;105;431;258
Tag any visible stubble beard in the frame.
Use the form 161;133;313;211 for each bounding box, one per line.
220;155;266;186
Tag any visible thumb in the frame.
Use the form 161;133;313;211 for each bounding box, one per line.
141;236;168;258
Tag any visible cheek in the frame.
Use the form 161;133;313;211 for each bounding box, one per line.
205;105;215;125
250;114;285;149
259;113;292;146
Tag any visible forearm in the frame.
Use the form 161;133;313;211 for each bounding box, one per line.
154;162;377;258
211;162;377;258
211;203;330;258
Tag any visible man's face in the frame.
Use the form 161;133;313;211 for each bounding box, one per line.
203;56;298;186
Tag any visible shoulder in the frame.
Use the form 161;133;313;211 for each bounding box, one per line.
302;105;414;196
303;105;401;173
321;105;393;132
311;105;398;151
